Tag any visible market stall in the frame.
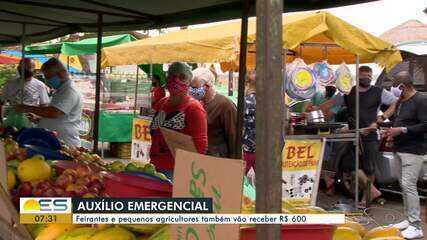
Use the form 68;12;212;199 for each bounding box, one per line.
0;1;398;240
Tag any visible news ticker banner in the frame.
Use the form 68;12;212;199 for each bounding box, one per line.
19;197;345;225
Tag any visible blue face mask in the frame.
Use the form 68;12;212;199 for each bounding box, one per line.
46;75;62;89
189;86;206;100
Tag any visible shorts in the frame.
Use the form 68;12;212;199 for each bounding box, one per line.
340;140;380;176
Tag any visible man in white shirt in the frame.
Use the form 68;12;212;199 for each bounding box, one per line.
15;58;82;148
1;58;49;126
1;58;49;106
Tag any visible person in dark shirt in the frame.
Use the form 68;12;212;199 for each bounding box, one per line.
385;71;427;240
243;71;256;173
313;66;398;206
189;67;237;158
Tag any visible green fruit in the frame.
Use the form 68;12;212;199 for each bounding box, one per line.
57;227;98;240
30;224;47;238
125;163;139;172
89;226;135;240
122;225;164;235
142;164;156;176
154;172;168;181
148;226;170;240
107;161;125;172
7;159;20;171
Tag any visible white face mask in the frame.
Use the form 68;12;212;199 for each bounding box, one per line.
390;84;403;97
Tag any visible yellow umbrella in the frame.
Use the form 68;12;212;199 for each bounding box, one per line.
102;11;401;71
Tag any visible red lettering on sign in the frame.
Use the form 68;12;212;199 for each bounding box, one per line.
135;124;142;139
307;146;314;158
287;146;296;159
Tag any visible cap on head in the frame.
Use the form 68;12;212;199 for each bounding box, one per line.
192;67;215;86
167;62;192;81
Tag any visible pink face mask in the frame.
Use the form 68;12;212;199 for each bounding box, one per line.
167;76;189;96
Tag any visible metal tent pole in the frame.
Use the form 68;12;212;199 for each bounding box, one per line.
133;66;139;115
235;0;250;160
20;24;26;104
256;0;283;239
228;70;233;96
92;13;103;153
355;55;360;207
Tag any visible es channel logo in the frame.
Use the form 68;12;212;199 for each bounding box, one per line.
20;198;72;214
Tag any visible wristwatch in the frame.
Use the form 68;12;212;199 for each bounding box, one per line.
401;127;408;134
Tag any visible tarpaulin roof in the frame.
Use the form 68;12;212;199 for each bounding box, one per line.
0;55;20;64
102;11;401;71
0;0;377;46
24;34;136;56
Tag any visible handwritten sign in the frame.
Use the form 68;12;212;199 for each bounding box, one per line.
282;139;325;206
131;117;152;162
160;127;197;157
172;150;244;240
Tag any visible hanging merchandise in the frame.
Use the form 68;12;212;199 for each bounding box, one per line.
335;62;355;94
285;58;317;101
310;61;336;86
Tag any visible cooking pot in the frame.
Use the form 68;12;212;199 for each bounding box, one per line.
306;110;325;123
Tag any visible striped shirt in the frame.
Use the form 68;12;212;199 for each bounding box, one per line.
1;77;50;106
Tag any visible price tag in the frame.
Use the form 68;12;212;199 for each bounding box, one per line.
131;139;150;162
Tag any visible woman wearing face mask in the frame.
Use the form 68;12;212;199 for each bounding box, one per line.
149;62;208;180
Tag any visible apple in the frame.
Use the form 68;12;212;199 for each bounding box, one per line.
36;181;53;191
82;192;98;198
62;169;78;179
42;188;57;197
88;180;103;190
75;165;92;178
75;176;91;187
54;187;65;196
66;184;88;197
55;174;75;189
17;148;28;161
88;186;100;194
17;182;33;197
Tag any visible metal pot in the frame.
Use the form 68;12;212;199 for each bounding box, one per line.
306;110;325;123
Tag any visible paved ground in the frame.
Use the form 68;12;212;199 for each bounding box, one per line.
317;190;427;239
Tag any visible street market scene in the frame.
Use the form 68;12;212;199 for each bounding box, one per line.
0;0;426;240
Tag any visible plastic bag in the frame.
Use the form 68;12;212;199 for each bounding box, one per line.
311;61;336;86
3;107;31;130
335;62;355;94
285;58;317;101
243;175;256;201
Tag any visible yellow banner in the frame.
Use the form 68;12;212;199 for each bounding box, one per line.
282;139;322;171
132;118;151;142
20;214;72;224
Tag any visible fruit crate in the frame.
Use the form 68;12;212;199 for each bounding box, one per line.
240;225;335;240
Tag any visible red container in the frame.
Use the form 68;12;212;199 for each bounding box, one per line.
240;225;335;240
103;172;172;198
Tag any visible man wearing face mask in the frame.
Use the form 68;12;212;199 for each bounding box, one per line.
15;58;82;148
149;62;208;179
1;58;50;124
189;67;237;158
384;71;427;239
313;66;398;205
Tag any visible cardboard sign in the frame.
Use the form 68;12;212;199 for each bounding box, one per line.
131;117;152;162
172;149;244;240
160;127;197;157
282;139;325;206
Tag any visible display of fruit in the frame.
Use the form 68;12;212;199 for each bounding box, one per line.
148;226;170;240
89;226;135;240
122;225;164;235
106;161;126;172
124;162;140;172
35;223;78;240
7;167;16;190
333;226;362;240
363;226;402;239
17;182;33;197
30;224;47;239
341;220;366;237
368;237;404;240
17;155;52;182
57;227;98;240
4;138;19;160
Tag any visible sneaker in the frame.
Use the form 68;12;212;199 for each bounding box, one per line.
402;226;424;239
389;220;410;230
